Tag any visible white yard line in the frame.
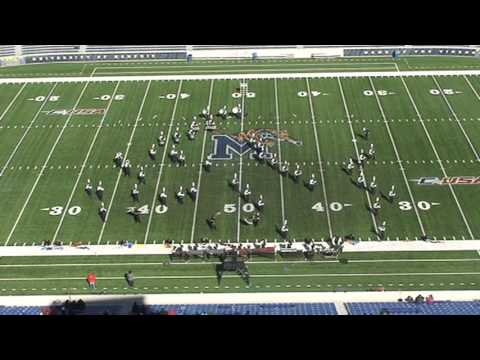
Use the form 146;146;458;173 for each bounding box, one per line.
97;81;153;244
236;80;247;243
51;81;121;243
462;75;480;102
368;76;426;236
337;78;379;238
273;79;286;222
4;70;480;85
398;76;475;240
431;76;480;161
306;78;333;239
4;81;92;246
0;83;58;178
189;80;215;243
143;81;183;244
0;83;27;123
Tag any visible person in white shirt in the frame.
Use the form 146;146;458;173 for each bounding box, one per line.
85;179;93;196
388;185;396;203
176;186;185;203
96;181;104;200
159;187;168;204
131;184;140;202
138;167;146;184
372;197;381;216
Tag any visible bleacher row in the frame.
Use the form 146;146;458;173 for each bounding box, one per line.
1;301;480;315
347;301;480;315
344;47;477;57
0;45;478;58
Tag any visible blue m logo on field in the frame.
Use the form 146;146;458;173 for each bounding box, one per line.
210;135;271;160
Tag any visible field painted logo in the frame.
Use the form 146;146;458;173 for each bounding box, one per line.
42;109;106;116
210;128;302;160
411;176;480;185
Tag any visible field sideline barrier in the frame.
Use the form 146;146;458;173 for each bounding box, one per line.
0;240;480;257
0;69;480;84
1;290;480;307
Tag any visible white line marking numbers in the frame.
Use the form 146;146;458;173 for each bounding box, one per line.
430;89;462;96
41;206;81;216
95;94;125;101
399;201;439;211
232;92;255;98
312;202;349;212
28;96;60;102
297;90;327;97
224;203;255;214
159;93;190;100
363;90;395;96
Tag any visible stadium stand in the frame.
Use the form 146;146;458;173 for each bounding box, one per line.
0;306;43;315
344;47;477;57
21;45;80;55
0;303;338;315
0;45;476;58
347;301;480;315
0;45;15;57
4;301;480;315
147;302;338;315
86;45;187;53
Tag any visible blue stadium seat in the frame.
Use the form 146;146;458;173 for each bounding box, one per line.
346;301;480;315
0;306;43;316
146;303;337;315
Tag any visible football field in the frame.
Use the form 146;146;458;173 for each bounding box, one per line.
2;68;480;247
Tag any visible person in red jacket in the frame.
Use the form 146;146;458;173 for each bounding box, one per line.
87;272;97;289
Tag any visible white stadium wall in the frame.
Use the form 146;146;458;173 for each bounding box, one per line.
189;47;344;59
0;45;479;66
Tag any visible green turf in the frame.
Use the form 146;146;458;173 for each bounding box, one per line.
0;56;480;78
0;251;479;295
1;57;480;295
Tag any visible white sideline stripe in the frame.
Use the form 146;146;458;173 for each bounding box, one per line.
51;81;121;243
97;81;153;244
94;62;398;70
3;70;480;84
92;67;397;76
4;81;91;246
1;258;479;268
368;77;426;236
0;84;58;178
189;80;215;243
1;271;479;281
144;81;183;244
274;79;286;222
398;76;475;239
236;80;246;243
306;78;333;238
0;83;26;123
337;78;379;238
431;76;480;161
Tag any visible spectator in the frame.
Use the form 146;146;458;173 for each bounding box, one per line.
415;294;425;303
87;272;97;289
125;270;135;287
426;294;434;305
